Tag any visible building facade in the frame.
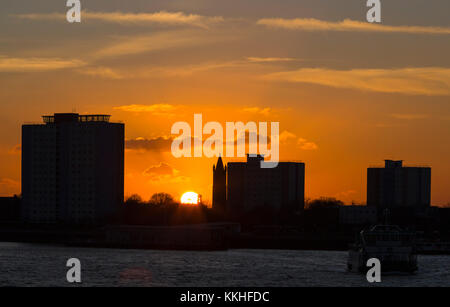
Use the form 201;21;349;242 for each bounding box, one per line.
0;196;21;221
22;113;124;224
218;155;305;216
338;205;377;225
367;160;431;210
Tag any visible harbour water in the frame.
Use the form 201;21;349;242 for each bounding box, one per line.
0;242;448;287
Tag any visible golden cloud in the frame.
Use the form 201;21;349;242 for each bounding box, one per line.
14;11;224;29
246;57;296;63
114;104;176;114
0;178;20;196
125;137;173;152
76;66;123;79
263;67;450;96
95;30;218;58
278;131;318;150
389;114;430;120
279;131;297;143
242;107;272;116
0;56;84;72
257;18;450;35
143;163;190;183
297;138;318;150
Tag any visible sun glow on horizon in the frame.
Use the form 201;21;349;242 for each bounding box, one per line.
181;192;199;205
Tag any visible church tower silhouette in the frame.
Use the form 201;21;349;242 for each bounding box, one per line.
213;156;227;213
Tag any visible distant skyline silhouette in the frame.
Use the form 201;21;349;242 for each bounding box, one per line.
0;1;449;206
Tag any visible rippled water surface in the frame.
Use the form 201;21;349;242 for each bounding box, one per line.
0;242;448;286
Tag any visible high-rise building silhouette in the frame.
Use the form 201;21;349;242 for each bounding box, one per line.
220;154;305;216
22;113;124;224
212;156;227;212
367;160;431;209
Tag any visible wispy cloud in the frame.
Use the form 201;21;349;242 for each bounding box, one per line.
263;67;450;96
76;66;123;79
95;30;218;58
143;162;190;183
146;57;298;77
14;11;224;29
242;107;272;116
390;113;429;120
246;57;296;63
334;190;357;201
111;56;302;79
125;137;173;152
297;138;318;150
0;56;84;72
375;122;406;128
257;18;450;35
147;61;246;77
114;104;176;115
77;56;295;79
8;144;21;155
278;131;318;150
143;162;177;177
0;178;20;196
279;130;297;143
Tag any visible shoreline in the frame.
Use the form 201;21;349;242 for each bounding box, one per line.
1;224;449;255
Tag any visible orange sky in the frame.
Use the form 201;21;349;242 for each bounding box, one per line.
0;0;449;206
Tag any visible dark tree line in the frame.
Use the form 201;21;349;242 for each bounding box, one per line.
121;193;211;226
121;194;350;228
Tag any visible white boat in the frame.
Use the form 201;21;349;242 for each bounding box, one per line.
347;224;418;273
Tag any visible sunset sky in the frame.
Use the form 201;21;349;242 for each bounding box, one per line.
0;0;449;205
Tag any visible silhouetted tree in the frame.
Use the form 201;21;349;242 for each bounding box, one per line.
149;193;175;206
125;194;144;206
303;197;343;231
122;192;214;226
306;197;344;210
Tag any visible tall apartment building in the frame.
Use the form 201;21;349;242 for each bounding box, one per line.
214;155;305;216
22;113;124;224
367;160;431;210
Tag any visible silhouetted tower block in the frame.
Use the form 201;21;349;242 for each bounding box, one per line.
213;156;227;212
22;113;124;224
367;160;431;210
227;154;305;217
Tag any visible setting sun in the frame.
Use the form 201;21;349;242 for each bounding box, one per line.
181;192;199;205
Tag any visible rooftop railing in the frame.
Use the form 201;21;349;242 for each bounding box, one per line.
42;114;112;124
